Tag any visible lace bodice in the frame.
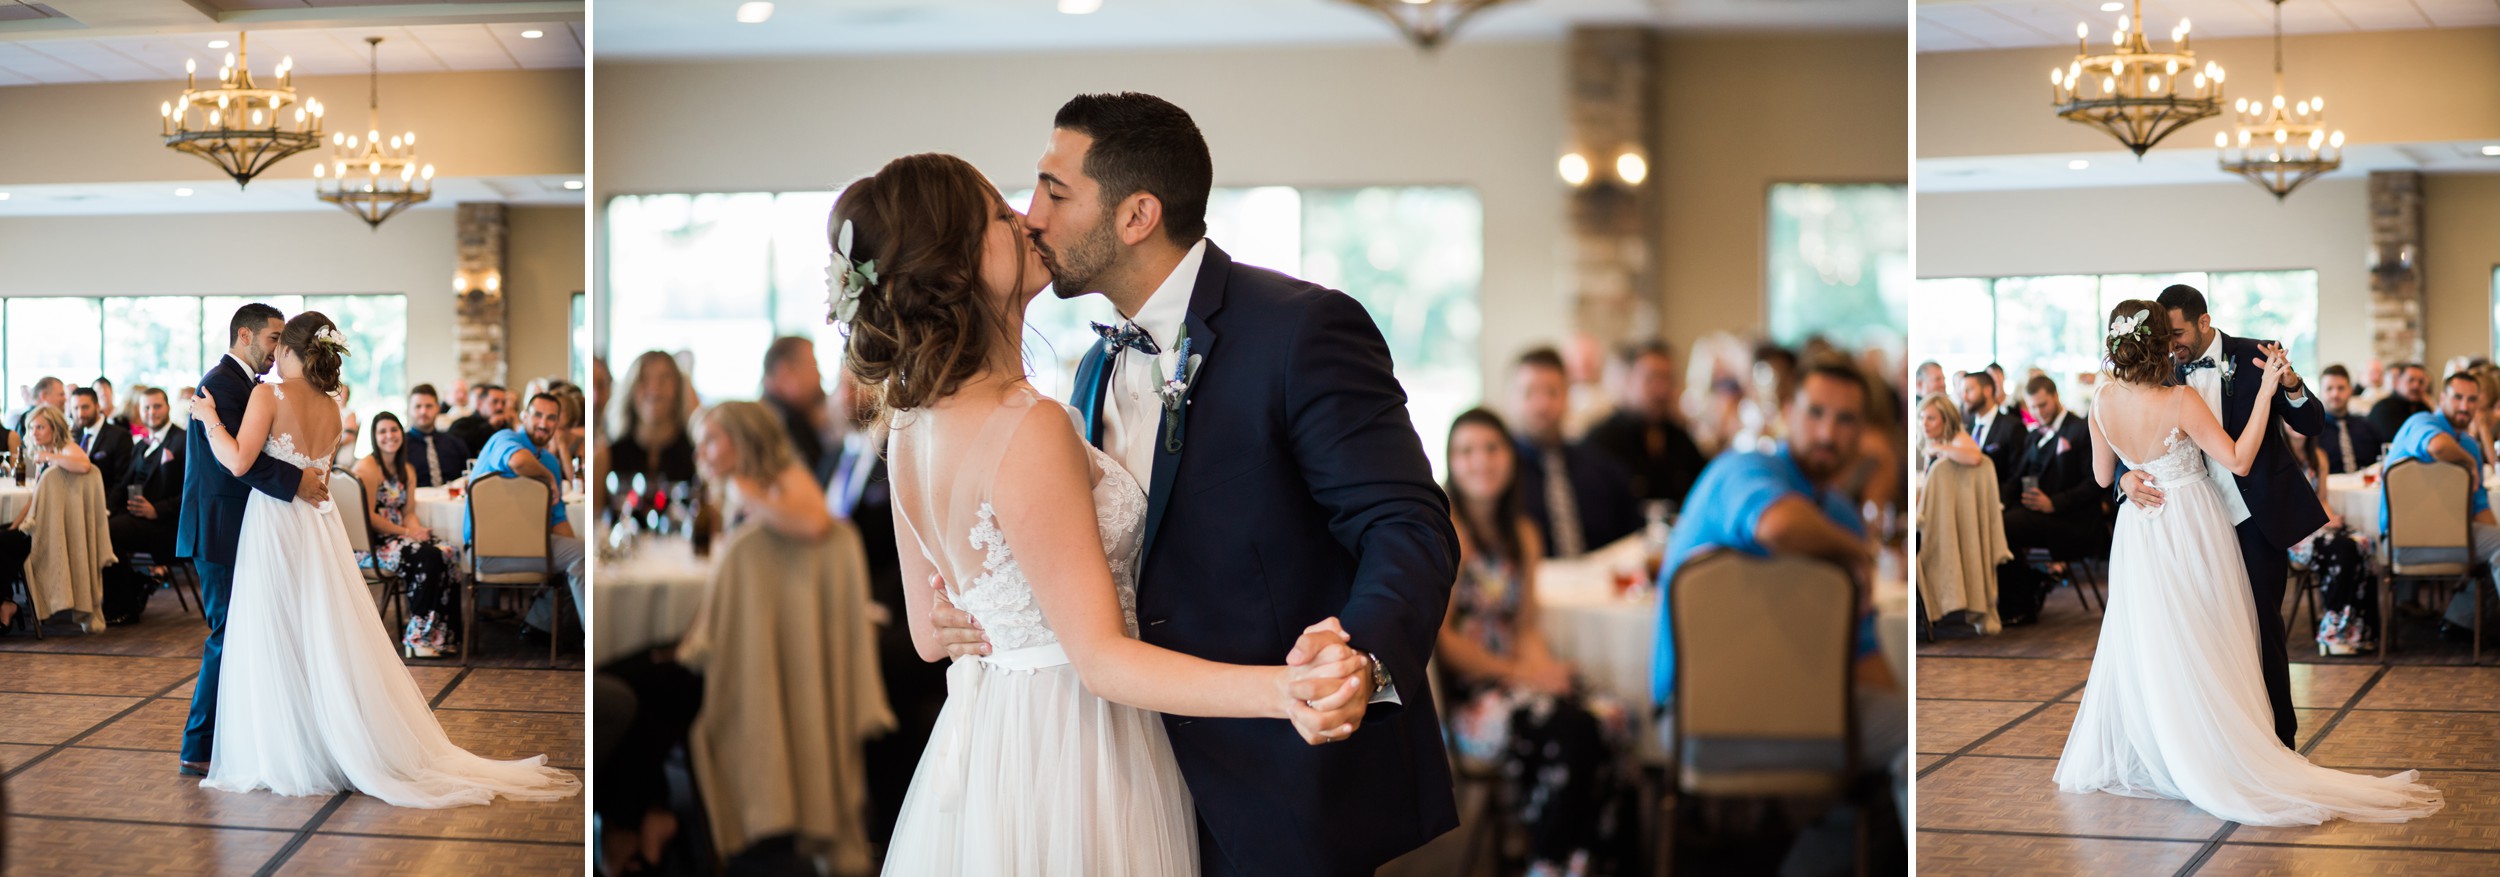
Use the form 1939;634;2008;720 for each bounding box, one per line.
950;442;1148;652
2119;428;2211;488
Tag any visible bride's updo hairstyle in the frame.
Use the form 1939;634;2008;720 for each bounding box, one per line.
2104;299;2174;387
831;152;1021;414
278;311;347;395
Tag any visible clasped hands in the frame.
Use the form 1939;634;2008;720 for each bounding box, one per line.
926;574;1372;746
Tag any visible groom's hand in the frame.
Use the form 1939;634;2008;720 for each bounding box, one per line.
299;469;330;505
2120;470;2164;509
1282;618;1370;744
927;573;991;658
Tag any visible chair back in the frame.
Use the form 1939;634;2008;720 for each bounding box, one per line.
2384;457;2472;574
467;474;550;582
330;471;373;555
1670;550;1858;796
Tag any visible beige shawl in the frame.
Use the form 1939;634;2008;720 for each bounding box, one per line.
25;463;114;632
683;520;895;873
1917;456;2010;634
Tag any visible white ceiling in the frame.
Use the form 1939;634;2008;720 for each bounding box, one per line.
591;0;1906;60
0;176;588;216
1918;139;2500;191
0;0;582;84
1918;0;2500;52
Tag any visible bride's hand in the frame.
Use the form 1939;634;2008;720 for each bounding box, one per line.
2255;343;2289;387
188;389;218;428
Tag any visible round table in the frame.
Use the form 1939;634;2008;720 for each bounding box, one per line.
0;482;31;523
408;485;589;551
2324;469;2500;536
594;537;714;665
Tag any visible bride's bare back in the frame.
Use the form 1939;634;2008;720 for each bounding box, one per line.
2089;361;2284;489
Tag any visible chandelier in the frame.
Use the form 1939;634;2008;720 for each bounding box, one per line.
315;37;435;229
2048;0;2224;158
160;32;324;188
1337;0;1516;51
2216;0;2343;201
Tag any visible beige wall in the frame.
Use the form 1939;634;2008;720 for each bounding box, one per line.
1918;27;2500;159
1654;32;1909;354
0;69;586;185
2424;173;2500;363
0;207;582;395
508;206;585;385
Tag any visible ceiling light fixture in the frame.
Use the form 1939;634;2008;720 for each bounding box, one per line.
2215;0;2342;200
563;180;585;190
174;188;194;197
2049;0;2223;158
2483;145;2500;157
2069;159;2091;169
735;2;774;24
314;37;434;228
159;32;324;188
521;29;545;39
1336;0;1517;51
1058;0;1102;13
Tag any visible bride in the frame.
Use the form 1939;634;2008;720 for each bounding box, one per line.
2057;299;2441;825
187;312;581;808
831;153;1367;874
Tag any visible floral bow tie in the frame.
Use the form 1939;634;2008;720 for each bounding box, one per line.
1092;321;1161;356
2176;357;2218;382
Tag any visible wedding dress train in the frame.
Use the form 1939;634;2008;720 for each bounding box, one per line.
2053;426;2441;826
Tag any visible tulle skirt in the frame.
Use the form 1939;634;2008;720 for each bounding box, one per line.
204;492;581;808
2054;476;2442;825
883;644;1197;875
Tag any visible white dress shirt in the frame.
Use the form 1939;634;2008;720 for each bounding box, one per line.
2186;333;2255;524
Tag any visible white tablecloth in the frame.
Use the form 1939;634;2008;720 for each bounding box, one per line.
593;537;714;665
407;484;588;551
2324;470;2500;536
0;482;30;523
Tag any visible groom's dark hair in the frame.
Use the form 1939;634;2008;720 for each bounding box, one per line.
1054;92;1212;245
227;303;284;346
2156;285;2209;321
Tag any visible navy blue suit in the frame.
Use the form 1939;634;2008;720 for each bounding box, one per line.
173;355;303;764
1070;242;1460;875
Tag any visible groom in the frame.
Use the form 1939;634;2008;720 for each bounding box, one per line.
2123;285;2322;749
173;303;332;775
933;93;1460;874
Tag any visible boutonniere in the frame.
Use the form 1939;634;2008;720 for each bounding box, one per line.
2221;355;2239;396
1156;326;1204;454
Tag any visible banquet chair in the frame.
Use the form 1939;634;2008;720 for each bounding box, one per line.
2380;458;2481;663
1660;551;1864;877
328;471;407;635
465;474;560;667
122;553;202;622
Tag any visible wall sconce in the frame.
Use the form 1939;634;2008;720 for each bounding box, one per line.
1558;152;1593;187
1560;148;1649;188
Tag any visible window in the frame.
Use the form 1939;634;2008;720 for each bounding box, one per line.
573;292;590;387
2489;265;2500;358
1911;270;2320;398
1768;183;1909;352
0;294;406;452
606;185;1484;469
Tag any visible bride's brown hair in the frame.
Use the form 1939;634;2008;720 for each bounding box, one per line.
2104;299;2174;387
831;153;1026;414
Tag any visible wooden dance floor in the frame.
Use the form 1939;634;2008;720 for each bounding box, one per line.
1916;582;2500;876
0;586;584;876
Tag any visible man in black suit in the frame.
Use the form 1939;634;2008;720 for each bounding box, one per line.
92;376;131;435
402;384;471;487
14;376;63;438
1583;341;1709;507
2316;364;2384;474
1994;375;2106;624
1512;347;1645;557
1963;370;2022;479
103;388;185;625
760;336;836;484
2368;362;2428;441
70;387;133;483
2122;285;2324;750
447;384;510;458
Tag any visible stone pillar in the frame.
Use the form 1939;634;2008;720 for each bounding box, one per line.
454;202;509;388
2366;171;2424;366
1563;26;1657;347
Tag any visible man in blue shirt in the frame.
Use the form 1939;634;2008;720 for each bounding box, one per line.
403;384;471;487
2381;371;2500;631
469;392;583;635
1651;357;1902;767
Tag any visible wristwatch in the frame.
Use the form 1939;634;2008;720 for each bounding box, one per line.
1364;650;1391;699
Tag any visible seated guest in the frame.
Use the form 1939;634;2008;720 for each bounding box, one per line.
760;336;835;483
697;401;833;539
1584;341;1709;507
2316;365;2384;474
69;387;133;483
1651;356;1902;788
2381;373;2500;633
101;388;184;625
468;393;585;636
13;376;64;435
610;350;701;488
1914;360;1947;401
91;377;129;436
401;384;471;487
448;384;511;459
1992;376;2105;625
1440;407;1627;876
1917;393;1984;470
0;406;95;629
1510;347;1642;557
2282;426;2340;533
2369;362;2429;441
1963;370;2022;478
355;413;459;658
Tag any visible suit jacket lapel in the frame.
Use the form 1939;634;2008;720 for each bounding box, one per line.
1140;241;1231;564
1071;337;1115;448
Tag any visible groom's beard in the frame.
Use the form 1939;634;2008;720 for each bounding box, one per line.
1043;218;1120;300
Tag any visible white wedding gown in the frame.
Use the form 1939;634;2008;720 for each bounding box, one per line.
2054;418;2442;825
204;382;581;808
881;390;1197;875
